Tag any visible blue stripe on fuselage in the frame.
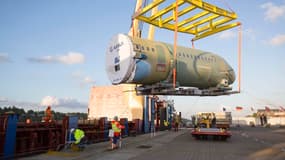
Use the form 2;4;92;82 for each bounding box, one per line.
133;60;151;82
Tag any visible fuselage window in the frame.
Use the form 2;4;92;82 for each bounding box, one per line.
115;64;120;72
135;44;140;50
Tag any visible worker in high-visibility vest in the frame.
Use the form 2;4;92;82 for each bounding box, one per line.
70;128;86;150
111;116;124;149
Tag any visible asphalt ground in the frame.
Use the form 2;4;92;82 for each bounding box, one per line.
19;126;285;160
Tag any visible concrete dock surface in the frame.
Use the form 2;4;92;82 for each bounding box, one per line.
19;126;285;160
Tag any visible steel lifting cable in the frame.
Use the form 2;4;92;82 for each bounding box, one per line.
191;0;234;49
131;0;143;37
221;0;242;93
238;23;242;93
220;0;234;13
243;90;281;110
131;0;137;37
131;0;149;37
173;0;179;88
130;1;135;37
138;0;149;34
219;0;242;93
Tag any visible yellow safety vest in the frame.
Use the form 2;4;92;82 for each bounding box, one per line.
164;120;169;127
112;121;121;133
74;129;85;144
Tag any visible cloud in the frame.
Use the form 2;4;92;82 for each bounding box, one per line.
28;56;54;63
261;2;285;22
0;97;87;112
40;96;86;108
40;96;59;106
82;76;95;85
79;76;95;88
71;71;95;87
58;97;86;108
28;52;85;64
71;70;83;78
0;53;11;63
217;28;255;41
57;52;85;64
0;99;39;110
269;34;285;46
218;30;236;39
0;97;8;102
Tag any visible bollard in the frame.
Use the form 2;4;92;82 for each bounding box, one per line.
3;114;19;159
67;116;78;142
99;117;108;141
120;118;128;137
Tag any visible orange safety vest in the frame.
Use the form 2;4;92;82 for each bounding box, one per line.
111;121;121;137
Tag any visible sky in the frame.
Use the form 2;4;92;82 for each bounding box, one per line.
0;0;285;117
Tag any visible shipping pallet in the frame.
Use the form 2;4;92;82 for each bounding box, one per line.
135;83;239;96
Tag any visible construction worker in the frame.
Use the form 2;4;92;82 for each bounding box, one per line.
211;114;216;128
163;120;168;127
45;106;52;122
111;116;123;149
26;118;31;124
174;115;179;132
70;128;86;150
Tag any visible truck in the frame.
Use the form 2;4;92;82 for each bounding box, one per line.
191;112;232;140
214;112;232;129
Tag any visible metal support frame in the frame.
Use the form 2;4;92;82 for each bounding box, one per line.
168;102;173;125
143;96;150;133
133;0;241;41
150;97;155;134
136;83;239;96
132;0;242;96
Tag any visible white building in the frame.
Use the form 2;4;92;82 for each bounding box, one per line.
88;84;144;120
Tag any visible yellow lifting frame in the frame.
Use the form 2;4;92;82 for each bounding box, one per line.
132;0;241;41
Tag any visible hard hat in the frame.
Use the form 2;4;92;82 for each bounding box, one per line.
70;128;75;133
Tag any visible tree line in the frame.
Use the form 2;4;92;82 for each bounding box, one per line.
0;106;87;122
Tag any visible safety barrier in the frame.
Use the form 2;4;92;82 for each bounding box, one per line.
0;114;146;159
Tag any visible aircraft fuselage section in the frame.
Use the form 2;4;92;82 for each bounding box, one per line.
106;34;235;89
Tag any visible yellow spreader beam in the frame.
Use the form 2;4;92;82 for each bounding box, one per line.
133;0;241;41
